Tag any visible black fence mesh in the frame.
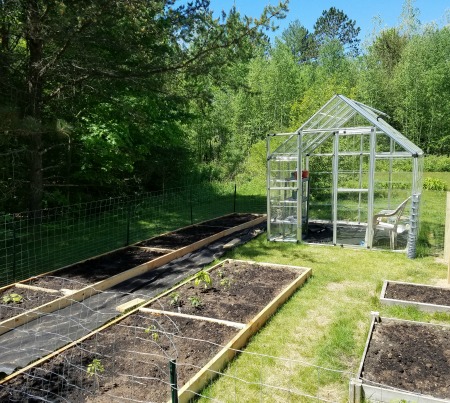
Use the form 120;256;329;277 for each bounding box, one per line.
0;183;266;287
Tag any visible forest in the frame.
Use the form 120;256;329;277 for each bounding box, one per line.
1;0;449;213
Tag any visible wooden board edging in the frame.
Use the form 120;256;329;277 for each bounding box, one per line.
380;280;450;313
173;265;312;403
138;307;246;329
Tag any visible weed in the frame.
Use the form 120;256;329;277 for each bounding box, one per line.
194;270;212;289
2;293;23;304
188;295;203;308
169;292;181;307
145;325;160;341
219;277;232;290
87;358;104;377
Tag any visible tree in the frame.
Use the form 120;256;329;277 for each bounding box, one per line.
281;20;316;63
313;7;361;56
0;0;288;210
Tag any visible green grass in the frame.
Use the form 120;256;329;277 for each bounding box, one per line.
198;238;450;402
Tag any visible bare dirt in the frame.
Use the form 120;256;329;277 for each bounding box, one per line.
30;247;164;290
0;286;60;322
385;282;450;306
151;260;301;324
0;260;303;402
0;314;235;402
138;213;260;250
362;320;450;399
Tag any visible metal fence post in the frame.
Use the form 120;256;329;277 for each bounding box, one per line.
126;204;131;246
12;214;17;282
233;183;237;213
190;187;193;225
169;359;178;403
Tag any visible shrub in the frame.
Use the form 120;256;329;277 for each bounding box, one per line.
423;177;447;191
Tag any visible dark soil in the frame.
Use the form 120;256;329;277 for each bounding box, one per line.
138;213;261;250
0;259;302;402
137;224;229;249
0;313;235;402
0;286;61;322
362;320;450;399
201;213;260;228
385;282;450;306
31;247;164;290
151;260;301;324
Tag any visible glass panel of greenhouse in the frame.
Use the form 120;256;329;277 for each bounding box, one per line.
267;95;423;257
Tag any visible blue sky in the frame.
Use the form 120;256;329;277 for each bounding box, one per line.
208;0;449;43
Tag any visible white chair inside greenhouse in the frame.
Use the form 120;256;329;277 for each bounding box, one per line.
367;196;411;249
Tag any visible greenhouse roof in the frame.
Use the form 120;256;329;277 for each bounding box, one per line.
295;94;424;156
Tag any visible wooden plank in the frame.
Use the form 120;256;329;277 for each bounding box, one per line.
135;246;175;254
139;307;246;329
116;298;146;313
14;283;61;294
174;265;312;403
223;238;241;250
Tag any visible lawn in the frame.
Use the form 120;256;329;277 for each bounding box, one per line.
198;227;450;401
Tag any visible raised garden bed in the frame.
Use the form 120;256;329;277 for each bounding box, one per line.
381;280;450;313
137;213;264;250
350;314;450;402
149;260;298;323
0;259;311;402
0;214;264;336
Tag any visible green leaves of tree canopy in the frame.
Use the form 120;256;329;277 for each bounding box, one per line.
0;0;288;210
313;7;361;56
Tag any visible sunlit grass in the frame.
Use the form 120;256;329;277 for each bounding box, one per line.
199;238;450;402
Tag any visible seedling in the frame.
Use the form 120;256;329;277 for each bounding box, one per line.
188;295;202;308
217;269;224;279
87;358;104;377
2;293;23;304
194;270;212;289
145;325;160;341
220;277;232;290
169;292;181;307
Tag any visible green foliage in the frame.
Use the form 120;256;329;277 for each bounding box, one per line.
87;358;104;377
313;7;361;55
188;295;203;308
2;293;23;304
423;177;447;191
194;270;212;289
169;292;181;308
145;325;160;342
219;277;233;290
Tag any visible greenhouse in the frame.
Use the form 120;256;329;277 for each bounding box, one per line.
267;94;423;258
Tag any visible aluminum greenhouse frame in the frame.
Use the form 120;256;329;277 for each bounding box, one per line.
267;95;423;257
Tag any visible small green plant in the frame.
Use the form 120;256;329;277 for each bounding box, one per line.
194;270;212;289
423;177;447;191
169;292;181;307
188;295;203;308
217;269;224;279
87;358;104;377
145;325;160;341
2;293;23;304
219;277;232;290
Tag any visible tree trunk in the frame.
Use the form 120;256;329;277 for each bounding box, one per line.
25;0;44;211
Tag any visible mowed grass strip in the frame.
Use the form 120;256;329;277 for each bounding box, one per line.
198;238;450;402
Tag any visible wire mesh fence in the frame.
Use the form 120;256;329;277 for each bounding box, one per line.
0;183;266;288
0;295;355;403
